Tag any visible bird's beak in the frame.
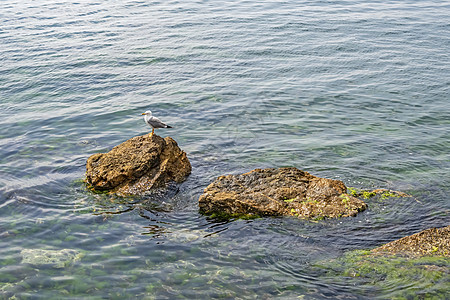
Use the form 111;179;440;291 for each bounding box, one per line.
141;113;145;115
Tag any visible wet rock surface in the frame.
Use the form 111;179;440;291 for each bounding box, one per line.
199;167;367;219
86;134;191;195
372;225;450;257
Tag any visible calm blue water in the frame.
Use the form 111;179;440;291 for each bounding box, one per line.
1;0;449;298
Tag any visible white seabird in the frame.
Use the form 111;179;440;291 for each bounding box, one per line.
141;110;172;136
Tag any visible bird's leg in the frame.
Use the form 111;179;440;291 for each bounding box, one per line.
149;128;154;137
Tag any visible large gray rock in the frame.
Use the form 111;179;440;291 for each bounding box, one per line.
86;134;191;195
199;167;367;219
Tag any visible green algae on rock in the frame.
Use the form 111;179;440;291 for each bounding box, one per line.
317;249;449;299
85;134;191;195
347;187;410;200
199;167;367;219
314;226;450;298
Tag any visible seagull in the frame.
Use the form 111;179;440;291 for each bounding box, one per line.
141;110;172;136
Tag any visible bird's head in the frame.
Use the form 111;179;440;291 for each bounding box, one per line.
141;110;152;116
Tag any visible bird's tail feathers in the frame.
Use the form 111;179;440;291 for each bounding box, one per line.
166;125;173;128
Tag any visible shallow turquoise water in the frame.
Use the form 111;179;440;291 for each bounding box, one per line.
1;0;449;298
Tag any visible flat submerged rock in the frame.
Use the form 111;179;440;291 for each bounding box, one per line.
86;134;191;195
21;248;82;268
199;167;367;219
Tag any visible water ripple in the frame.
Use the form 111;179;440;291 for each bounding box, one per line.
1;0;449;298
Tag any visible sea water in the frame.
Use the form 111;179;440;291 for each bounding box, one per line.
1;0;449;298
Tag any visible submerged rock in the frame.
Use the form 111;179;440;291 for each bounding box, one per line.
86;134;191;195
372;225;450;257
21;248;82;268
199;167;367;219
166;228;214;243
317;249;449;298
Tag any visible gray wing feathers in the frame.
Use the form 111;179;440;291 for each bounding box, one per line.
147;116;171;128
